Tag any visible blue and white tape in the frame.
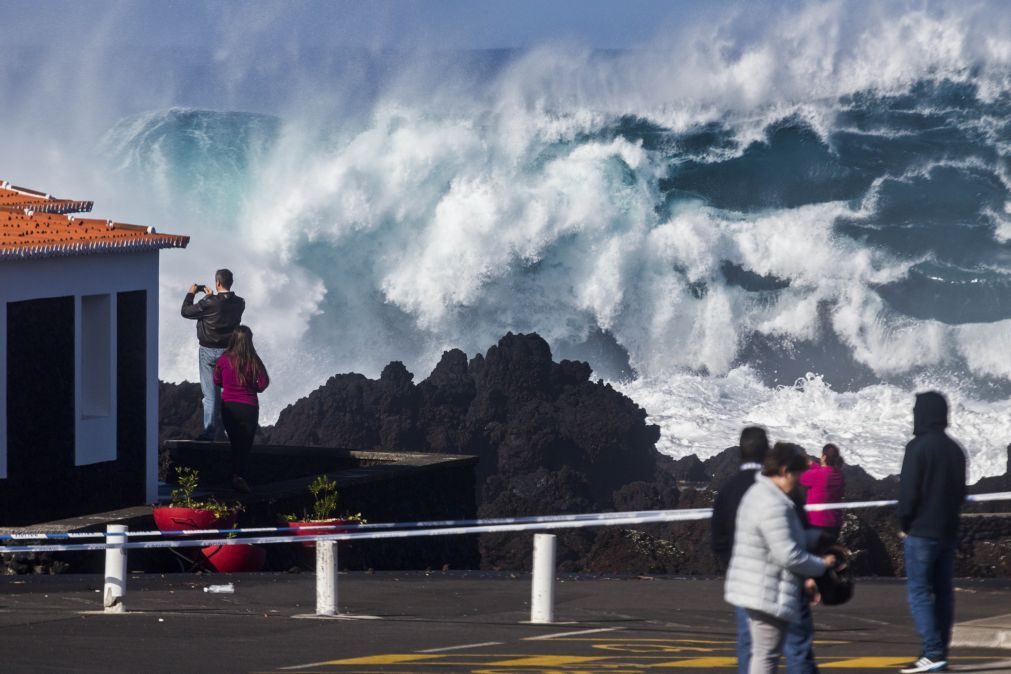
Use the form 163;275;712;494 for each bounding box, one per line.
0;491;1008;554
0;506;714;541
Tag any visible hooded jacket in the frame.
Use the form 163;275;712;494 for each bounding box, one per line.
896;391;967;541
181;291;245;348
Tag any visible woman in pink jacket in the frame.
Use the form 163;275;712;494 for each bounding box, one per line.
800;443;846;545
213;325;269;494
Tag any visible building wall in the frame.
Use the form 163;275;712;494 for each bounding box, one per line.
0;252;160;524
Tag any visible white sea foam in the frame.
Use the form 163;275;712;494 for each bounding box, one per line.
618;371;1011;483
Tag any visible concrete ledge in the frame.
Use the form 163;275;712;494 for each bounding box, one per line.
1;446;479;535
952;614;1011;650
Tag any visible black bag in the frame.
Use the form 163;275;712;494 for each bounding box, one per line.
815;545;854;606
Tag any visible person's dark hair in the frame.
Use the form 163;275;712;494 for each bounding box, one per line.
739;426;769;464
822;443;844;468
224;325;266;387
216;268;234;290
762;442;810;476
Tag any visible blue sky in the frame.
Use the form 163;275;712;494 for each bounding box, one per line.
6;0;722;50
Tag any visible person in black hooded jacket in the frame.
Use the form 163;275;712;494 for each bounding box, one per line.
896;391;967;674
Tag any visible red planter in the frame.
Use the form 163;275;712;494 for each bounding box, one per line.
201;543;266;573
287;519;347;548
152;506;237;533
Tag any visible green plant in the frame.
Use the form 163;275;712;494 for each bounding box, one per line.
309;474;338;521
169;467;200;508
284;474;366;523
167;466;243;519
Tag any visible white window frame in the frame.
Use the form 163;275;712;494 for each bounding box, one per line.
75;293;117;465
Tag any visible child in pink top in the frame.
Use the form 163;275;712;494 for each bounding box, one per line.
213;325;269;493
800;443;846;544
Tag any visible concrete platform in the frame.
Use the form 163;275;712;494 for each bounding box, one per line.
0;445;480;573
1;573;1011;672
955;614;1011;650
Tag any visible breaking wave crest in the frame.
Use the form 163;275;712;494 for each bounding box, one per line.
93;1;1011;480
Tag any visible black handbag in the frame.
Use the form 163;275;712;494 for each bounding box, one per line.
815;545;854;606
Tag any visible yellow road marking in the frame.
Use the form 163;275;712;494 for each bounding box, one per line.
322;654;443;665
821;657;914;668
487;655;608;667
472;670;645;674
656;656;739;668
305;651;996;670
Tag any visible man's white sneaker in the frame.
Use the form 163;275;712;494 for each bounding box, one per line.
899;657;947;673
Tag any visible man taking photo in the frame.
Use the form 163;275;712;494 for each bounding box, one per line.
181;268;245;441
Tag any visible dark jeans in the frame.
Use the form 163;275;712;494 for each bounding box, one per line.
221;401;258;479
904;535;956;660
736;598;818;674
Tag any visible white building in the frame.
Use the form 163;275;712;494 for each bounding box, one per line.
0;181;187;524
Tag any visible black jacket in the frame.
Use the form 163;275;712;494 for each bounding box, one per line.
181;291;245;348
710;465;759;570
896;391;967;541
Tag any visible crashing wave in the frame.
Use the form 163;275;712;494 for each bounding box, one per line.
80;1;1011;480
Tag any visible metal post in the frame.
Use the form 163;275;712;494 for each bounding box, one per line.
530;533;556;624
103;524;128;613
316;540;337;616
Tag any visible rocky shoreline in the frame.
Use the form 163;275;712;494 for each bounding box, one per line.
160;332;1011;576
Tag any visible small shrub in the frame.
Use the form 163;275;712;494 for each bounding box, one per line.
285;474;366;524
167;466;242;519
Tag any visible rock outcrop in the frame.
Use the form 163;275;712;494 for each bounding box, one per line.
263;332;669;570
158;333;1011;575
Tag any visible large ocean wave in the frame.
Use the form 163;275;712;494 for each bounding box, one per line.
12;1;1011;481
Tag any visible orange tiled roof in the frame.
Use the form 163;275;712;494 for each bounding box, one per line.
0;181;94;215
0;180;188;260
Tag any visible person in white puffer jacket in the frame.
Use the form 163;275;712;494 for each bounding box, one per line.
725;442;837;674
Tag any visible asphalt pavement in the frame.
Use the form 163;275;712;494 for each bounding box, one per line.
1;572;1010;673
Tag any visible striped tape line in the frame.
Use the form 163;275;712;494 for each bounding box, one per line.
0;507;717;540
0;491;1008;554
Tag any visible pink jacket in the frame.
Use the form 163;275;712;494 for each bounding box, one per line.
800;464;845;528
213;354;269;407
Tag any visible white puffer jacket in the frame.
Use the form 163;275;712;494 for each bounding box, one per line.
724;474;827;623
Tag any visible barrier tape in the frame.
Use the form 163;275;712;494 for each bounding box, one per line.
4;491;1010;541
0;508;721;553
0;507;718;540
1;491;1009;554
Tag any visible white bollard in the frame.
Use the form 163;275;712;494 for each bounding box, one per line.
316;540;337;616
103;524;128;613
530;533;556;624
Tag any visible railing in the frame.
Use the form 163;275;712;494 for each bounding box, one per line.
2;492;1010;621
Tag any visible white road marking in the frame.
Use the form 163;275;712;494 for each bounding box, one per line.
525;626;623;640
417;641;503;653
278;659;338;670
845;615;891;626
291;613;382;620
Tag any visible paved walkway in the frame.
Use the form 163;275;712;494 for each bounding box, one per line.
0;572;1010;672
